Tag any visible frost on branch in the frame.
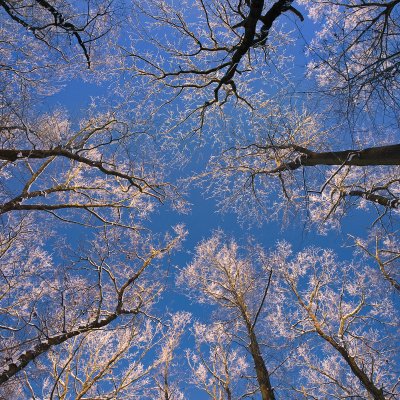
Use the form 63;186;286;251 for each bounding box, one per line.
186;321;253;399
0;108;179;227
204;105;400;230
124;0;304;128
178;232;279;400
269;242;399;399
0;223;185;393
354;230;400;292
177;234;399;398
300;0;400;112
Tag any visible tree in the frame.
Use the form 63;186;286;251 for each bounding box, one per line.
0;0;186;228
178;233;399;399
178;232;277;400
38;311;190;400
0;109;174;227
124;0;399;115
0;219;186;395
151;312;191;400
269;242;399;399
301;0;400;114
127;0;304;104
1;0;399;398
0;0;117;68
122;0;399;230
354;230;400;293
0;1;189;396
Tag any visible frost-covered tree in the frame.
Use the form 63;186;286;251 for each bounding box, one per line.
301;0;400;114
37;311;190;400
269;242;399;399
179;233;399;399
0;0;118;69
121;0;400;228
151;312;191;400
1;1;399;398
2;0;399;228
354;230;400;293
178;233;277;400
0;1;188;396
0;222;186;395
206;105;400;229
0;109;174;227
0;0;183;228
124;0;399;115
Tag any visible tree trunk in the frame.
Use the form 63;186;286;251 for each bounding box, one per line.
248;329;275;400
269;144;400;173
299;144;400;167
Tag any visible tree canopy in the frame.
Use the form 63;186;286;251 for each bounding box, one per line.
0;1;399;399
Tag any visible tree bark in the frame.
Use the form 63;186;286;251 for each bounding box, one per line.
0;314;120;385
248;329;276;400
270;144;400;173
0;148;146;191
304;304;386;400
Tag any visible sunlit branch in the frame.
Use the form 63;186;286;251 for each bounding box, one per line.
0;233;181;385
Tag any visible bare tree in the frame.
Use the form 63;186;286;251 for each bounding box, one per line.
37;311;190;400
0;2;190;396
127;0;304;103
0;108;176;227
270;242;399;399
0;0;186;228
178;232;277;400
178;233;399;399
151;312;191;400
122;0;398;128
114;1;400;229
0;222;186;395
354;231;400;292
1;2;399;399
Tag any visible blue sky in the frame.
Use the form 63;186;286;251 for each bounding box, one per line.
1;1;399;398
